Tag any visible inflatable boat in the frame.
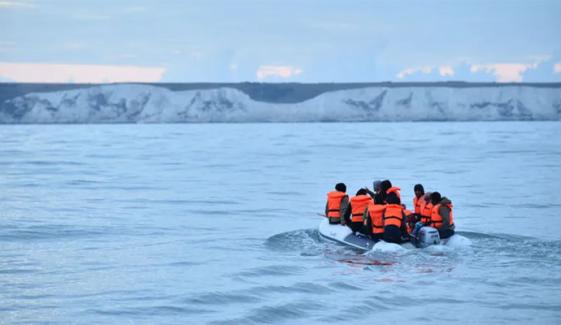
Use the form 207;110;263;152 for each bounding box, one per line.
318;218;447;250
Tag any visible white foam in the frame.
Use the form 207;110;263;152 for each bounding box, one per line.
371;240;408;253
444;234;473;248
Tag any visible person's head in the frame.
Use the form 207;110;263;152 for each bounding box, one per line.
373;180;382;193
430;192;442;205
386;192;400;205
356;188;368;196
335;183;347;193
380;180;392;194
374;195;384;205
414;184;425;198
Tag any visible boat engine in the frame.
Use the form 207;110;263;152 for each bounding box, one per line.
413;226;441;248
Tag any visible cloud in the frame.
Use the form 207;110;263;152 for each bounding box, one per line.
0;62;166;83
396;66;433;79
438;65;454;77
554;63;561;74
0;0;35;9
256;65;302;80
469;56;551;82
397;65;456;79
470;63;537;82
397;56;552;81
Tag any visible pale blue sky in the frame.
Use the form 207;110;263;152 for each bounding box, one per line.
1;0;560;83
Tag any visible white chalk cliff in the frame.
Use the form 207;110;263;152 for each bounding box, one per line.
1;84;560;123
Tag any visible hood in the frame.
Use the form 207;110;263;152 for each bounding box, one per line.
440;197;452;205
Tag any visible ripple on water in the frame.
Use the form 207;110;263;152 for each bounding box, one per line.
0;224;110;242
88;305;214;317
0;268;38;274
211;300;324;325
498;303;561;311
265;229;320;250
183;292;261;305
250;282;335;296
235;265;306;278
327;281;364;291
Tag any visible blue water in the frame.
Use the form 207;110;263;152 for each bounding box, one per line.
1;122;561;324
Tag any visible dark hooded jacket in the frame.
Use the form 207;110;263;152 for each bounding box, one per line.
436;197;455;231
325;195;350;225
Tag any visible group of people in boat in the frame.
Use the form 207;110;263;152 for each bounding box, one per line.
325;180;455;244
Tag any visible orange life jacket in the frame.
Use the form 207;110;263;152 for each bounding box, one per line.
327;191;347;219
403;208;415;234
420;200;433;224
431;202;454;229
366;202;386;234
413;196;422;214
383;204;404;228
350;195;372;222
386;186;401;200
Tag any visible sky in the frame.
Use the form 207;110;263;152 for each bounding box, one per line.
1;0;560;83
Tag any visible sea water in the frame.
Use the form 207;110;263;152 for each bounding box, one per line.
1;122;560;324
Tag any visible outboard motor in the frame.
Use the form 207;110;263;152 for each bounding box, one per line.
412;226;441;248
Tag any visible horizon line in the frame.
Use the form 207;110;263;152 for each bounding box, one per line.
2;81;561;85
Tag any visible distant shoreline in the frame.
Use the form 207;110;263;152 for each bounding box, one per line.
2;81;561;104
2;83;560;123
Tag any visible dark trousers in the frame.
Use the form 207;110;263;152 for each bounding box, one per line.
328;217;341;225
348;221;363;234
362;226;382;241
439;228;455;239
383;225;402;244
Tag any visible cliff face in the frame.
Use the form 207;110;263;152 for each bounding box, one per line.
1;84;560;123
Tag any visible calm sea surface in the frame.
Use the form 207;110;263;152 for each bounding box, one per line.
1;122;561;324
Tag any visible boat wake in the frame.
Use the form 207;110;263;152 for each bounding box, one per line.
266;228;561;274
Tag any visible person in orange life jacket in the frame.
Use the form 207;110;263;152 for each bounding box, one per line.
344;189;373;234
429;192;455;239
403;206;415;235
419;192;433;224
384;184;415;233
386;185;402;202
325;183;349;225
363;194;386;240
383;192;407;244
371;179;392;204
363;180;382;199
411;191;434;239
373;180;382;194
413;184;425;215
407;184;425;229
363;179;394;206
